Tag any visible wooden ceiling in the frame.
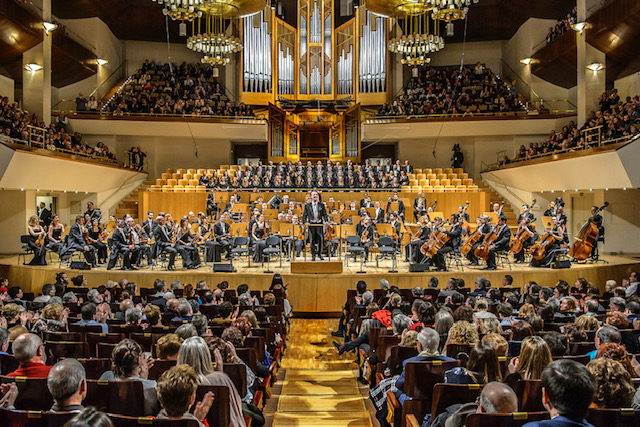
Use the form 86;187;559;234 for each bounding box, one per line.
0;0;97;87
532;0;640;88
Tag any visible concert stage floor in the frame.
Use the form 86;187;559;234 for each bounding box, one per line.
1;254;638;315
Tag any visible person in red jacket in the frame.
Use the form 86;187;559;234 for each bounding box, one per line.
6;333;52;378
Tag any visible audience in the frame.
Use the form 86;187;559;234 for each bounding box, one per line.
7;333;51;378
47;358;87;412
545;7;577;44
377;64;523;117
102;60;255;118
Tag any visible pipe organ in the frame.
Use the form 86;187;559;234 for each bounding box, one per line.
239;4;388;105
243;10;272;93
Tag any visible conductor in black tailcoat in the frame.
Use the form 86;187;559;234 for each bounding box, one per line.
302;190;328;261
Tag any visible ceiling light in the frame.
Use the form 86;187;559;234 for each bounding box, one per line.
96;58;108;66
520;58;533;65
586;62;604;72
43;22;58;32
571;22;588;32
25;63;42;72
179;22;187;36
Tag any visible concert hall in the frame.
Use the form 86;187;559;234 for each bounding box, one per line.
1;0;640;425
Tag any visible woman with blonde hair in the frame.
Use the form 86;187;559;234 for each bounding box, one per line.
177;336;245;427
31;303;68;333
26;215;47;265
575;314;599;331
517;303;536;319
505;335;552;389
477;317;503;335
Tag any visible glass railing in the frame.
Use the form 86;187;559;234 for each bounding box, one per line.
52;109;267;122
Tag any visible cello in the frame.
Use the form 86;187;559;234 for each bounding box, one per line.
528;231;557;260
569;202;609;260
459;201;471;235
474;224;498;260
509;199;537;254
420;219;451;258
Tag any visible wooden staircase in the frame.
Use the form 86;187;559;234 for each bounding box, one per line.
114;179;155;221
475;179;518;226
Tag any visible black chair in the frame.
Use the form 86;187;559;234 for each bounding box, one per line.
263;235;282;272
86;332;126;358
85;379;146;417
18;235;33;265
44;341;88;365
77;358;111;380
230;236;250;268
345;235;365;273
376;235;398;272
0;407;75;427
0;376;54;410
0;353;19;376
465;412;550;427
587;408;640;427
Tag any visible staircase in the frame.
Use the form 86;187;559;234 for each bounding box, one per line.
114;179;155;221
475;179;518;226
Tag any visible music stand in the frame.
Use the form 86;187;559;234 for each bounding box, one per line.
428;212;445;222
541;216;554;229
484;212;499;224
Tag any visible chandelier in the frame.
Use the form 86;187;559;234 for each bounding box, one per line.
150;0;257;66
388;3;444;67
425;0;474;22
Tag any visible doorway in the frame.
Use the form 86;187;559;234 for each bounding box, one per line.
36;196;56;216
571;193;594;238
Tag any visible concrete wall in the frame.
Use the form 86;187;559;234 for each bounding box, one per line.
123;41;205;76
0;75;14;102
428;40;505;75
614;72;640;99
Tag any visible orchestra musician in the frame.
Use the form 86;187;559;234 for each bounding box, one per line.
360;194;373;208
84;202;102;222
283;214;305;261
141;211;155;237
530;216;565;268
66;215;97;267
590;205;604;260
491;203;500;214
513;217;538;263
408;216;430;263
128;217;151;267
485;214;511;270
517;204;533;224
372;201;385;224
389;213;402;247
302;190;328;261
251;213;269;263
26;215;47;265
466;215;491;266
107;219;139;270
153;215;178;271
213;214;232;261
356;215;375;261
413;192;427;222
87;218;108;265
430;215;462;272
46;214;65;255
38;202;51;229
391;192;406;221
457;205;470;222
176;218;201;269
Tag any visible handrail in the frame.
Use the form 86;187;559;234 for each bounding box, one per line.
367;111;531;121
500;59;541;104
90;60;128;100
481;170;527;207
52;110;266;122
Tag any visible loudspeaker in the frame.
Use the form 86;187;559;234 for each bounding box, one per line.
70;261;90;270
552;259;571;269
213;263;234;272
409;263;430;272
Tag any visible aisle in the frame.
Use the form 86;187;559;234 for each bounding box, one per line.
272;319;373;427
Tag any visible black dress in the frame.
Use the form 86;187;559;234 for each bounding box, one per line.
252;223;267;263
47;226;65;255
27;227;47;265
89;227;108;263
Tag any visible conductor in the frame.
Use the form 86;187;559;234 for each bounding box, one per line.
302;190;328;261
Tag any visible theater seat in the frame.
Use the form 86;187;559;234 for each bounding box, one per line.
431;383;482;420
44;342;88;364
147;359;177;381
587;408;640;427
97;343;119;359
465;411;550;427
0;353;19;376
0;376;54;410
514;379;544;412
108;414;199;426
0;407;75;427
85;379;146;417
86;332;125;358
77;358;111;380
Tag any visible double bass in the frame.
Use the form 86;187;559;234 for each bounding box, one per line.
459;202;471;235
569;202;609;260
509;199;537;254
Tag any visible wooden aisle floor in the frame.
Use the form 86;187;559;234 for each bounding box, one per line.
271;319;373;427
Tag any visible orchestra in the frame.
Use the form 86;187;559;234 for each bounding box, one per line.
23;163;607;273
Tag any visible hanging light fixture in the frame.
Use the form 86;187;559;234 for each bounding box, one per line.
388;3;444;67
425;0;474;22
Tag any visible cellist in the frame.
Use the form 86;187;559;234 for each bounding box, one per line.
589;205;604;260
466;215;491;266
530;216;564;268
513;217;538;263
485;214;511;271
430;215;462;272
409;215;431;263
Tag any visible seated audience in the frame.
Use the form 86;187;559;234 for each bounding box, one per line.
48;358;87;412
156;364;214;426
7;333;51;378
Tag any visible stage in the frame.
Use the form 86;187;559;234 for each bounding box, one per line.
1;254;638;315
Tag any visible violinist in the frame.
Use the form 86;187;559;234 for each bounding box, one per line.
389;213;403;248
356;216;375;261
46;214;65;256
212;214;231;261
87;218;108;265
26;215;47;265
66;215;96;267
485;215;511;271
360;194;373;208
251;213;269;263
141;210;156;237
107;219;138;271
413;192;427;221
176;217;201;269
373;201;385;224
466;215;491;266
153;216;177;271
409;216;431;263
530;216;564;268
130;217;152;267
430;215;462;272
283;214;304;261
513;217;538;263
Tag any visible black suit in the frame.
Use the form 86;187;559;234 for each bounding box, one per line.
153;224;177;268
211;221;231;261
39;208;51;228
107;227;138;270
373;207;385;224
434;224;462;271
466;223;491;264
487;224;512;269
65;223;95;265
302;201;328;258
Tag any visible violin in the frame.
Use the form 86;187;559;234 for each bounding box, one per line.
35;232;45;247
361;229;369;244
569;202;608;260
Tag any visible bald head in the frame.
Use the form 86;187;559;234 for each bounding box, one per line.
166;298;179;312
12;333;43;364
119;298;134;313
478;382;518;414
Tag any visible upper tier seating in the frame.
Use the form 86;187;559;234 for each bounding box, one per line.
376;64;524;117
102;61;255;118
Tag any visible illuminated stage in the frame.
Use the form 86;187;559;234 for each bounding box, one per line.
1;254;638;315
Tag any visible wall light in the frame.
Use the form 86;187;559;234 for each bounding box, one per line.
520;58;533;65
25;63;43;72
96;58;108;66
571;22;589;33
586;62;605;72
43;21;58;32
